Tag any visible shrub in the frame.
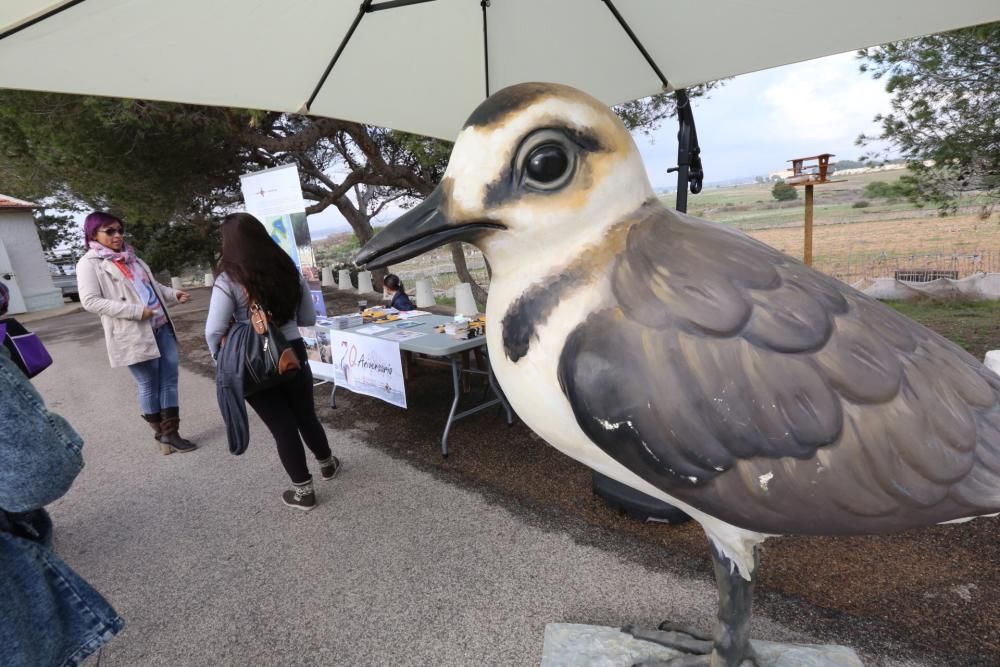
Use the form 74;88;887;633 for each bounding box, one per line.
852;200;871;208
771;180;798;202
863;180;908;199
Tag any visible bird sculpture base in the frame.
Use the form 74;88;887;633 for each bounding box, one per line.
540;624;862;667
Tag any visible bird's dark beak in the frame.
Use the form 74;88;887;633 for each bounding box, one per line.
355;186;504;269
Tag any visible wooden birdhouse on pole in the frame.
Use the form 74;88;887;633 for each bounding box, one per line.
785;153;843;266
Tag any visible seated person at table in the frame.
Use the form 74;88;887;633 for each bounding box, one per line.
383;274;415;311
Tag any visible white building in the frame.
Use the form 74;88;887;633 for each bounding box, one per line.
0;195;63;314
832;163;907;176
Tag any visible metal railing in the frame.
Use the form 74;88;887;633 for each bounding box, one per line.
818;250;1000;287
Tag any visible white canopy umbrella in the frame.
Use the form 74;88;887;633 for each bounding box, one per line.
1;0;998;141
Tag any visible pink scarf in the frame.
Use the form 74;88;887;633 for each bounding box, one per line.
89;240;138;265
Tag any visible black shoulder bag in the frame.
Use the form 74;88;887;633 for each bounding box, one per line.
243;299;301;396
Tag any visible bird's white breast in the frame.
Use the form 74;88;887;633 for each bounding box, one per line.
484;273;768;579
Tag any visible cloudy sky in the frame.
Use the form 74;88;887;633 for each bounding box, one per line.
307;49;895;235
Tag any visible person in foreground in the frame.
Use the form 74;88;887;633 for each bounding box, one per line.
76;211;196;454
382;273;415;311
0;283;124;666
206;212;341;511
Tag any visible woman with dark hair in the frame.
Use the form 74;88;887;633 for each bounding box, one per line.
382;274;415;311
205;212;340;511
76;211;197;454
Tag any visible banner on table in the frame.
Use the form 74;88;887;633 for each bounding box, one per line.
317;327;406;408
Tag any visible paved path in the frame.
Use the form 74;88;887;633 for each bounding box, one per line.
26;296;924;666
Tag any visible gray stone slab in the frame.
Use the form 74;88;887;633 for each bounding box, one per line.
541;623;863;667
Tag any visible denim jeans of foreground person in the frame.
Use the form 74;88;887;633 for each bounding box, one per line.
127;324;180;414
0;350;123;666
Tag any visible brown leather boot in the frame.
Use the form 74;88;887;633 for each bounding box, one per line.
142;413;163;441
158;407;197;454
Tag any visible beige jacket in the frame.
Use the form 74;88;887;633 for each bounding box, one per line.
76;249;180;368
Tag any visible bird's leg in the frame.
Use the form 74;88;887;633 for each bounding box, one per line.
625;541;759;667
706;540;758;666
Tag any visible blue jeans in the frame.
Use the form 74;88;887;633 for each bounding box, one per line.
127;324;179;414
1;512;124;667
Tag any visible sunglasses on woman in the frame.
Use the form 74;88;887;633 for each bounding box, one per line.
99;226;124;237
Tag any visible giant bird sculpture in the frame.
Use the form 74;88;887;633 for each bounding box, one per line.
356;82;1000;666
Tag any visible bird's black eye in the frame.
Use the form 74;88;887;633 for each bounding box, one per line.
514;130;578;193
526;144;569;184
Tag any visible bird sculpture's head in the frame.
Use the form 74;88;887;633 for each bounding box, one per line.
355;82;654;273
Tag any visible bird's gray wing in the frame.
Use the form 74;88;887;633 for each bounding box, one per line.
558;206;1000;535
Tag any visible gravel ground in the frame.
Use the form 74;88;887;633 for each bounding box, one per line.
170;287;1000;667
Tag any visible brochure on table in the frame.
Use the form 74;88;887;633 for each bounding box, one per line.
303;317;406;408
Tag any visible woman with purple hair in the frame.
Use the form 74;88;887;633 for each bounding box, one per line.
76;212;197;454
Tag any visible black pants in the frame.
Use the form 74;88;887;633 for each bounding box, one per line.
246;339;332;485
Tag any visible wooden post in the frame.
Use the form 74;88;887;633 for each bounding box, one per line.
787;154;839;266
804;184;814;266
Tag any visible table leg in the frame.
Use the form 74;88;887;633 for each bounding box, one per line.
314;379;336;408
461;350;472;393
441;354;462;457
488;360;514;425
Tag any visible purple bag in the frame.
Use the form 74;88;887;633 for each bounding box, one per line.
0;318;53;378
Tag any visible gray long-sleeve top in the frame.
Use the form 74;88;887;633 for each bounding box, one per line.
205;272;316;359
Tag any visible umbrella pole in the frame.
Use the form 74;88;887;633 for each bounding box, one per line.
670;89;704;214
602;1;703;212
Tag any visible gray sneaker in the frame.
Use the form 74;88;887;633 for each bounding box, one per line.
318;456;341;481
282;481;316;511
